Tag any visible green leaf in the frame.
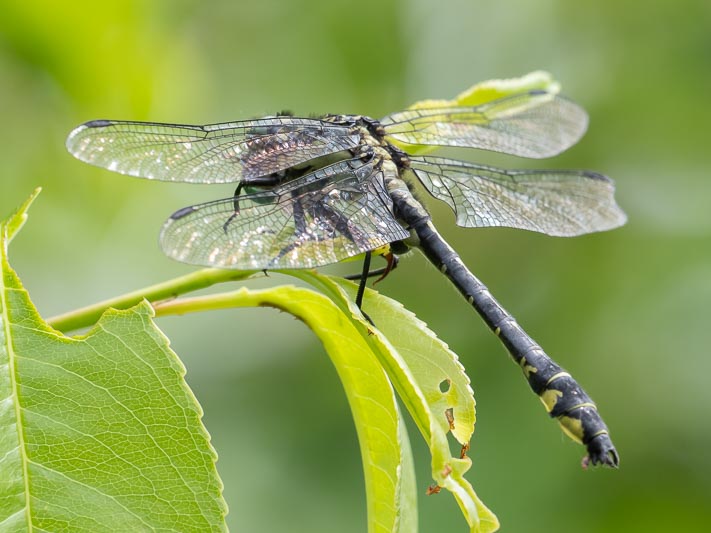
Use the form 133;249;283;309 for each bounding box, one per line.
1;191;227;532
153;285;417;533
285;271;500;533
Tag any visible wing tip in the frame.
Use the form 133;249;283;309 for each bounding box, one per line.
65;119;113;154
82;119;113;129
582;170;613;183
169;206;199;220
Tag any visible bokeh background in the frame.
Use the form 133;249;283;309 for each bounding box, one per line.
1;1;709;531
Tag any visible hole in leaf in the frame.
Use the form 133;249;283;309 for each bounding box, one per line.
439;379;451;393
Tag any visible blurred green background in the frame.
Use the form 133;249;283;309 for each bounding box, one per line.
1;0;709;531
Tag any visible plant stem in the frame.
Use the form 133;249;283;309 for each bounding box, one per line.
151;285;296;317
47;268;257;332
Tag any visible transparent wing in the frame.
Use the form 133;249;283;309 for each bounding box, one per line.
381;90;588;159
409;156;627;236
66;117;360;183
160;156;410;269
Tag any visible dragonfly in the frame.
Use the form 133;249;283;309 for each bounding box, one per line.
66;87;626;468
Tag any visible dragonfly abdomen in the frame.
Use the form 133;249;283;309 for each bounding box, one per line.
493;315;618;467
391;188;619;468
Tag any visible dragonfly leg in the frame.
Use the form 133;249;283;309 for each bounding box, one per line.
373;252;399;285
223;183;245;233
355;250;371;309
223;175;283;233
344;252;399;283
355;251;375;325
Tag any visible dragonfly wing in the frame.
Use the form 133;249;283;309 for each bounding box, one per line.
160;156;410;269
381;90;588;158
409;156;627;236
66;117;360;183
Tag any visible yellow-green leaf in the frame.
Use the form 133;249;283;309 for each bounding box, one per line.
286;271;500;533
408;70;559;110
